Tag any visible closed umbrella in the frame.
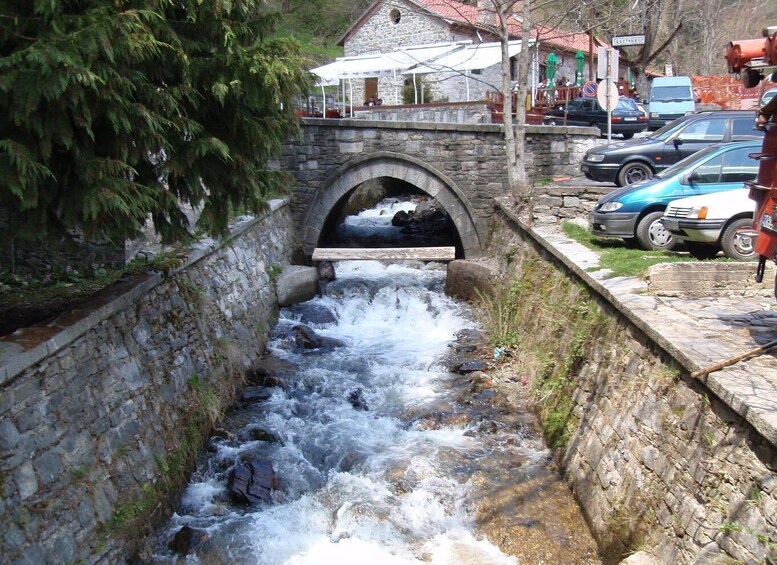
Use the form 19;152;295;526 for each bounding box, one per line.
547;53;558;90
575;50;585;85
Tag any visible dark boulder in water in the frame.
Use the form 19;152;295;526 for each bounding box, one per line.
287;302;337;326
245;365;285;388
240;386;273;403
317;261;336;282
391;209;413;227
228;459;276;505
293;324;345;351
168;525;209;555
347;388;369;411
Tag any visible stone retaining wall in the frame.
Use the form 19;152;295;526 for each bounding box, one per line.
0;200;297;563
489;211;777;564
531;180;613;224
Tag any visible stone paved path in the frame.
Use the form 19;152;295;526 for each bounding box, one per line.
531;223;777;448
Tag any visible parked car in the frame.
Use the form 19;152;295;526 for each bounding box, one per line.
542;96;648;139
644;75;697;130
661;188;756;260
590;141;760;250
581;110;763;186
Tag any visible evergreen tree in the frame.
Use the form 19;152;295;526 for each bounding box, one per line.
0;0;311;244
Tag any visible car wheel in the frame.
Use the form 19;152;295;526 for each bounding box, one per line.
622;132;634;140
617;162;653;186
684;241;720;260
720;217;756;260
636;211;676;251
546;118;558;125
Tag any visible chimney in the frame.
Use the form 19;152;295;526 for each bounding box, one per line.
477;0;493;26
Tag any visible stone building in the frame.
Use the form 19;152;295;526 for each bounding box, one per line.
335;0;604;106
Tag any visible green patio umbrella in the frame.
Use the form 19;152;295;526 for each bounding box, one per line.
575;50;585;85
547;53;558;89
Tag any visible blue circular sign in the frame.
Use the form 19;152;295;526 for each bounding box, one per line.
582;81;598;97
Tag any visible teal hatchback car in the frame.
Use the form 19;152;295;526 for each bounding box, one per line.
590;141;760;250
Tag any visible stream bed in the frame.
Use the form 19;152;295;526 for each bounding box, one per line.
149;198;600;564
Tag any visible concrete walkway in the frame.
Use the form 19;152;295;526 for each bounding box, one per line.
522;217;777;448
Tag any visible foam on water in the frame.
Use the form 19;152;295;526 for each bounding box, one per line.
151;200;521;564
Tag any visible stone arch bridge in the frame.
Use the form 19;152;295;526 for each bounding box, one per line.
279;118;594;258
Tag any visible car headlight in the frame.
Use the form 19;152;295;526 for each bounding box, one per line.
689;205;708;219
599;201;623;212
586;154;606;162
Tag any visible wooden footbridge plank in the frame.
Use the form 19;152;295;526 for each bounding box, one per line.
312;246;456;262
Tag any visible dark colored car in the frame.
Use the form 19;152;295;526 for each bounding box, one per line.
580;110;762;186
542;96;648;139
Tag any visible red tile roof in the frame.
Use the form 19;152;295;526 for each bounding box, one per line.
413;0;601;54
522;22;602;54
412;0;479;24
340;1;601;54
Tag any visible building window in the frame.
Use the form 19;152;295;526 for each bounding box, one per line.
389;9;401;24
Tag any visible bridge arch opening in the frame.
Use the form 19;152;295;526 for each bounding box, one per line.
301;153;483;258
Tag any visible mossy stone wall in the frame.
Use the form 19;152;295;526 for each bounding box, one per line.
0;201;296;563
489;212;777;564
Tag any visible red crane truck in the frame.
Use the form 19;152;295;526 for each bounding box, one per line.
725;26;777;297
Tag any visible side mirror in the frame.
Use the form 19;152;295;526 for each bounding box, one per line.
673;137;684;147
641;99;648;104
684;170;700;184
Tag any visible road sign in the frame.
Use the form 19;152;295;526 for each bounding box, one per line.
612;35;646;47
597;79;619;112
582;81;598;97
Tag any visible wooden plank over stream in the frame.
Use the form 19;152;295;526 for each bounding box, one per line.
312;246;456;262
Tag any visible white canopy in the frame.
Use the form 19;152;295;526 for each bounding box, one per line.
311;41;471;85
408;40;525;75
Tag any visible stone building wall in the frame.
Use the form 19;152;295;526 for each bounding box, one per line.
343;0;500;105
0;200;297;563
489;210;777;564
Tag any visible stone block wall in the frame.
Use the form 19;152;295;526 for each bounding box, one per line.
489;211;777;564
352;102;493;124
342;0;501;104
0;200;297;563
531;180;613;223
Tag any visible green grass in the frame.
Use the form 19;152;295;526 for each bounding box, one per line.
561;221;710;278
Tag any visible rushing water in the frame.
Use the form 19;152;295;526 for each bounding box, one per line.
150;197;599;564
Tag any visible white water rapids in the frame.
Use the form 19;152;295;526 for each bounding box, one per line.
150;198;566;564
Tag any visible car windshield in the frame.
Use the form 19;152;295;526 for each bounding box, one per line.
651;85;692;101
648;117;691;140
654;144;725;179
616;97;639;110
